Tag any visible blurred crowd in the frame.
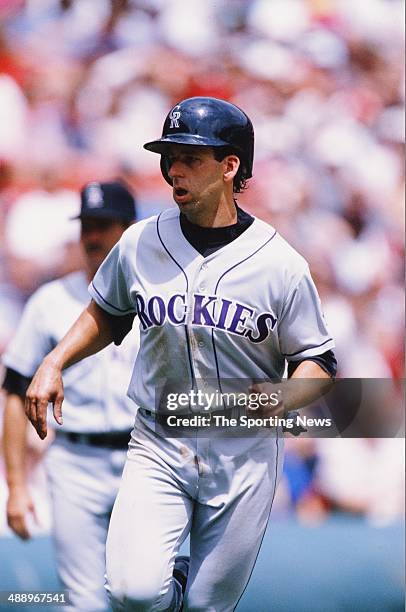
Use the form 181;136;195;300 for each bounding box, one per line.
0;0;404;533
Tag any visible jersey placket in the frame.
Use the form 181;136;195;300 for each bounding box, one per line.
184;261;216;482
186;261;214;408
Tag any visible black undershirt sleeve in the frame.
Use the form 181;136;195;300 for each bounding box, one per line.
287;349;337;378
104;312;136;346
2;367;32;398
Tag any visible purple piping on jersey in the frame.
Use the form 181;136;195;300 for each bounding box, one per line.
234;429;280;611
91;282;135;314
156;213;196;389
210;330;224;395
284;337;333;357
210;229;278;390
213;229;277;294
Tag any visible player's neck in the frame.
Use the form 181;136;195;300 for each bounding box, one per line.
183;195;237;228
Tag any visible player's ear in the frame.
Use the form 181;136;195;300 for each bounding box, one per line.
223;155;240;185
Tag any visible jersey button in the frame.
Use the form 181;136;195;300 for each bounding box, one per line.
199;285;206;291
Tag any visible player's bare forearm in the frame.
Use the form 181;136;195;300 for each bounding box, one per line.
249;361;333;416
25;301;114;440
282;360;332;412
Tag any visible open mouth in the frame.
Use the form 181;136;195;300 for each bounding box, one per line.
174;187;188;197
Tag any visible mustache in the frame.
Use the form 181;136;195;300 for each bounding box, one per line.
84;243;105;254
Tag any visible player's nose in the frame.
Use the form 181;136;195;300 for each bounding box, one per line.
167;158;184;178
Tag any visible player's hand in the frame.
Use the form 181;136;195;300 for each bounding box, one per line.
25;359;64;439
248;376;333;416
7;484;37;540
246;382;285;417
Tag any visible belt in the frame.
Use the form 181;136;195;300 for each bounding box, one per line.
56;430;131;449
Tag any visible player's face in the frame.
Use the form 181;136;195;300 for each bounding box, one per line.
80;217;126;274
166;145;227;219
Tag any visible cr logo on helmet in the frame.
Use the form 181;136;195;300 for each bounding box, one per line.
169;106;181;129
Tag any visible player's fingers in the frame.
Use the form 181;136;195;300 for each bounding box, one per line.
246;385;261;412
24;392;35;421
25;395;40;435
34;397;48;439
248;384;260;392
53;394;64;426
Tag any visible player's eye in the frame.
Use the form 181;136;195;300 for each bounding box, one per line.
184;156;200;166
166;154;200;168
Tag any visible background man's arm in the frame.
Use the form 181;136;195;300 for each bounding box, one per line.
25;300;113;439
3;393;34;539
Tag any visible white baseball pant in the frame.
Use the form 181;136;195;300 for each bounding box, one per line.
106;410;283;611
45;437;127;611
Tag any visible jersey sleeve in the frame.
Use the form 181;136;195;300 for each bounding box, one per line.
278;266;335;362
2;291;54;377
88;241;136;316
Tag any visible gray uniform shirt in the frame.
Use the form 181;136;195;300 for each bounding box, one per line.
89;209;334;412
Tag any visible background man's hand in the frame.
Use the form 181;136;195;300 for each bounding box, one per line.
7;484;37;540
25;359;64;439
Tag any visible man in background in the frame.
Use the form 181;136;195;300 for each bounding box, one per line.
2;180;139;611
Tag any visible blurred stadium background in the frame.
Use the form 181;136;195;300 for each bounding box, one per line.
0;1;404;610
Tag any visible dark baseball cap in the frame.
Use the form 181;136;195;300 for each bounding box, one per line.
73;181;136;222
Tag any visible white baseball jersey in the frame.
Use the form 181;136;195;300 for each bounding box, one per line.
3;270;138;433
89;208;334;412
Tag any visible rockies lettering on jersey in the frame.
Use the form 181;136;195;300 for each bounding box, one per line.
135;292;277;343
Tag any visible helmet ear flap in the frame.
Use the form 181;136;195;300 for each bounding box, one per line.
160;155;173;186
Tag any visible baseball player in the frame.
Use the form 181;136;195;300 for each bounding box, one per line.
24;98;336;611
2;181;139;612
